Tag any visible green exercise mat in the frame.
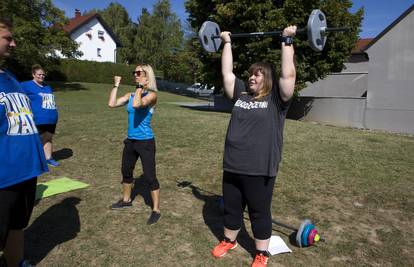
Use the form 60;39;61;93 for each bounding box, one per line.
36;177;89;200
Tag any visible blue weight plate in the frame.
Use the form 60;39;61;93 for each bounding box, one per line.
301;224;315;247
296;219;312;247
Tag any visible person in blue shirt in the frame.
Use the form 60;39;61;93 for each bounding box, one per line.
21;64;59;167
0;18;48;267
108;64;161;225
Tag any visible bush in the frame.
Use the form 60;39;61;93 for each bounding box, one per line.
47;59;162;86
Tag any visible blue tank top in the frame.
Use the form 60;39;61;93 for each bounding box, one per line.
126;93;155;140
21;80;58;125
0;71;48;188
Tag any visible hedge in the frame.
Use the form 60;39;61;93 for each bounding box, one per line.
47;59;162;86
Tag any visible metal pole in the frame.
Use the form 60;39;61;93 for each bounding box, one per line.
210;26;348;40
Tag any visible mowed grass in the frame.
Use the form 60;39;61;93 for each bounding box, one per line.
25;82;414;266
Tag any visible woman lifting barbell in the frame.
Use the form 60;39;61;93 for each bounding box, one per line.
107;64;161;225
211;25;297;267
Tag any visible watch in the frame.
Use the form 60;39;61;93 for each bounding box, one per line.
280;35;293;46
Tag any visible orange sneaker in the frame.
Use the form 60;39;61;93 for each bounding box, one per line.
211;238;238;258
251;251;270;267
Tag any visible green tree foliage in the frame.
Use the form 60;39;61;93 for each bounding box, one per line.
0;0;80;79
185;0;363;91
134;0;184;72
163;40;203;83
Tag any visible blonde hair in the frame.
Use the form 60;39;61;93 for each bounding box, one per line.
138;64;158;92
247;62;273;100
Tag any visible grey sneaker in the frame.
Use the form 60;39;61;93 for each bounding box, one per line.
147;211;161;225
110;199;132;209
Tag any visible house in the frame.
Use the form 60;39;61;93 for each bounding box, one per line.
288;4;414;134
61;9;122;63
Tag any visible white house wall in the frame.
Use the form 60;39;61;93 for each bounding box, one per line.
365;9;414;134
71;18;117;63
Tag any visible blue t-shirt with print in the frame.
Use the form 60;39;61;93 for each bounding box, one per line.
0;71;48;188
21;80;58;125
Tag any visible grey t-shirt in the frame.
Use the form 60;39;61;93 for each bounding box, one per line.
223;77;291;177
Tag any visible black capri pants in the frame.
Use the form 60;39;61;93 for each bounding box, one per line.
222;171;276;240
121;138;159;191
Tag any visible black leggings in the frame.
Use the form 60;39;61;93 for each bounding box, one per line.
121;138;159;191
222;171;276;240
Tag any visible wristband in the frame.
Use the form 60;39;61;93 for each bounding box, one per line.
280;35;293;46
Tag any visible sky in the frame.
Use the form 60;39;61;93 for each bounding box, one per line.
52;0;414;39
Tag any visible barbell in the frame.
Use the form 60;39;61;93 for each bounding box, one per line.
177;181;324;248
198;9;349;52
220;198;324;247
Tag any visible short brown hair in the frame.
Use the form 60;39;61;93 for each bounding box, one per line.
31;64;44;74
0;18;13;29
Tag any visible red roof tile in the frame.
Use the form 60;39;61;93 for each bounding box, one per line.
60;12;122;47
62;13;98;34
351;38;373;54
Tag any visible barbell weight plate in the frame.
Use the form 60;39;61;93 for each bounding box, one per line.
307;228;319;246
301;224;315;247
307;9;327;52
198;21;222;53
296;219;312;247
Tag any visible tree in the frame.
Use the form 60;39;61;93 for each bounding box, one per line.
134;0;184;72
163;40;203;83
185;0;363;92
0;0;80;79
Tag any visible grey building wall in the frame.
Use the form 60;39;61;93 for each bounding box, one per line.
290;55;368;128
364;7;414;134
289;6;414;134
288;97;366;128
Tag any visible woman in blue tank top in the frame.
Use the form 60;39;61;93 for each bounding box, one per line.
108;64;161;225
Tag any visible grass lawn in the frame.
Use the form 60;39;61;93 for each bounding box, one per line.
24;82;414;266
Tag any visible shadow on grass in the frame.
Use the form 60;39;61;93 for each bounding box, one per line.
52;148;73;161
48;82;87;92
130;175;152;208
183;182;256;256
24;197;81;264
179;105;230;114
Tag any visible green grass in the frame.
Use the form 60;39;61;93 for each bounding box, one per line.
26;82;414;266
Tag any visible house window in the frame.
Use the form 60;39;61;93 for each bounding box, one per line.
86;29;92;39
98;30;105;41
97;48;102;57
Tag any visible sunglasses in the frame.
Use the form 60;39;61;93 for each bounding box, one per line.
35;74;46;77
132;70;146;76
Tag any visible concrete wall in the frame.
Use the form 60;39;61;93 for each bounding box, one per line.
364;9;414;134
71;18;117;63
288;97;366;128
300;54;368;98
289;54;368;128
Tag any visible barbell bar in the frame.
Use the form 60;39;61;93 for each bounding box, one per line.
177;181;324;247
198;9;349;52
218;196;324;247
